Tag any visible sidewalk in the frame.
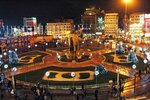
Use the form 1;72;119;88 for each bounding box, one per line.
122;73;150;98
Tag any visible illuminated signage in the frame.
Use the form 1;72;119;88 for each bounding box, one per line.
144;14;150;18
144;18;150;32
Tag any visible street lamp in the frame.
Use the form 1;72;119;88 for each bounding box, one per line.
45;71;50;87
15;48;18;52
4;64;8;69
71;72;76;88
28;45;31;49
132;64;136;96
11;67;17;95
116;68;120;86
0;55;3;65
45;42;48;46
143;59;148;73
94;68;99;87
123;0;132;35
3;52;7;56
116;67;122;99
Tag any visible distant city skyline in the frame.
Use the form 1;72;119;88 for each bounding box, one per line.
0;0;150;25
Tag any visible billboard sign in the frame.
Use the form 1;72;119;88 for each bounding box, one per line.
144;18;150;32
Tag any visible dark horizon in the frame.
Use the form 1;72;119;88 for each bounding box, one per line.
0;0;150;25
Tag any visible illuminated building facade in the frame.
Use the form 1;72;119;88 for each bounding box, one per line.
0;19;4;37
104;13;119;36
129;13;144;43
37;24;44;35
46;21;73;39
143;14;150;43
129;13;150;43
81;6;105;36
23;17;37;36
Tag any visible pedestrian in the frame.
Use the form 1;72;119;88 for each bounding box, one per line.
119;79;122;90
23;94;28;100
82;90;87;100
1;93;4;99
76;94;79;100
95;89;98;100
81;84;84;90
7;80;12;92
50;95;53;100
139;69;142;80
70;88;74;95
112;86;118;97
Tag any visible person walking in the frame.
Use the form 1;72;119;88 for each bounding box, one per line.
139;69;142;80
95;89;98;100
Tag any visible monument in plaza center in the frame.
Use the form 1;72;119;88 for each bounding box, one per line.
67;33;80;61
57;32;90;62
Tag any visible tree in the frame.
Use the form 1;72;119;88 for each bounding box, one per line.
126;50;138;65
9;50;19;64
115;42;125;54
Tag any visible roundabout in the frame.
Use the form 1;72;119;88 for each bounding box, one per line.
1;39;149;99
3;48;138;88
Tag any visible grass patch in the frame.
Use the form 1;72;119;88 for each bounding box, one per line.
103;52;145;71
15;66;129;86
60;55;90;62
1;51;48;70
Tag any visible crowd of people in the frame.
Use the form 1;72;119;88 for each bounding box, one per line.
30;83;48;100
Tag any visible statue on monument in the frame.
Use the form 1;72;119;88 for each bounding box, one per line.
68;33;80;61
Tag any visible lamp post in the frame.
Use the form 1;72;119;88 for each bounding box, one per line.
132;64;136;96
71;72;76;88
94;66;100;87
123;0;131;35
116;67;121;98
35;44;38;50
143;59;148;73
45;71;50;88
116;68;120;86
144;52;150;72
11;67;17;95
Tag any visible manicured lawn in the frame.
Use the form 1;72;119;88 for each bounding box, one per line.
60;55;90;62
1;51;48;70
103;52;145;71
15;66;129;86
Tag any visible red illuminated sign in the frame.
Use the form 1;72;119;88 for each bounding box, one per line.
0;19;3;27
25;22;36;26
144;18;150;32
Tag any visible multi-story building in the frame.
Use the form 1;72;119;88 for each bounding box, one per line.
129;13;144;43
46;20;73;39
0;19;4;37
37;23;44;35
104;13;119;37
128;13;150;43
23;17;37;36
143;14;150;43
81;6;105;37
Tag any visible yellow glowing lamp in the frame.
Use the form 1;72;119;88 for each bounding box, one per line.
123;0;132;3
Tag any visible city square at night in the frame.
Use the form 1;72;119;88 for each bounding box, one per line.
0;0;150;100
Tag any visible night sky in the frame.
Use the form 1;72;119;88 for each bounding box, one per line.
0;0;150;25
